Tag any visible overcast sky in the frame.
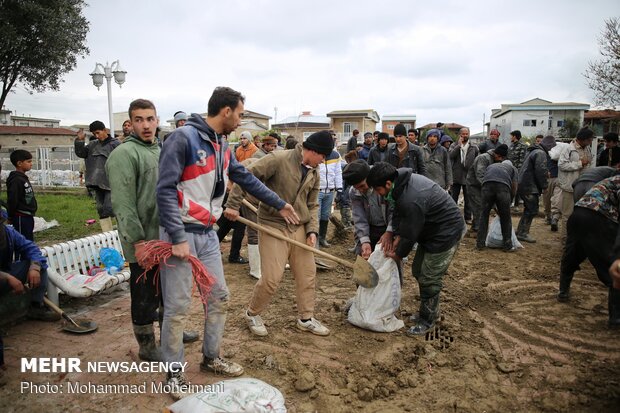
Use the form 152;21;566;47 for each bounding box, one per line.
5;0;619;133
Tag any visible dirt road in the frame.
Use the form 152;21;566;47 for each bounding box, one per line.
1;215;618;412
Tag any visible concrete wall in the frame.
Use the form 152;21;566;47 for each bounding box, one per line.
491;109;585;141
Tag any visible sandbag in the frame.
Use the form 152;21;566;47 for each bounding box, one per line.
167;378;286;413
485;216;523;250
347;244;404;332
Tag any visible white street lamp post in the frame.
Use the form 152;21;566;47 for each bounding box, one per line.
89;60;127;138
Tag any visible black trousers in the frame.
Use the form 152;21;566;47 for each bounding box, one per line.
521;193;540;220
92;188;114;219
12;215;34;241
451;183;471;220
560;207;616;287
216;215;246;259
477;182;512;248
129;263;161;326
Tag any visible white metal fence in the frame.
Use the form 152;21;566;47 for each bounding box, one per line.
0;145;82;187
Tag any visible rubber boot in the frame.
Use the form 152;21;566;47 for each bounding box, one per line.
557;272;573;302
100;217;114;232
341;207;353;230
133;324;161;361
550;217;559;232
248;244;261;279
319;220;331;248
608;288;620;329
407;294;440;336
516;215;536;243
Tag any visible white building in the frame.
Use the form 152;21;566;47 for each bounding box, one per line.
489;98;590;142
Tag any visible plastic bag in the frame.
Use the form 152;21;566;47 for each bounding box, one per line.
347;244;405;332
167;378;286;413
485;216;523;250
99;248;125;273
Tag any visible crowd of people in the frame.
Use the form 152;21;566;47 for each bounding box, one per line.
1;87;620;400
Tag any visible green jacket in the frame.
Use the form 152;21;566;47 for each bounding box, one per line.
105;135;160;262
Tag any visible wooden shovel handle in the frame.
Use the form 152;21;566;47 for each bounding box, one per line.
234;215;354;269
43;297;81;328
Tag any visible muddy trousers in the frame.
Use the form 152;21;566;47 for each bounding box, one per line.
466;184;481;230
543;177;561;220
560;207;617;291
516;193;540;236
411;243;459;300
159;229;229;364
129;263;161;326
249;225;316;319
476;183;513;248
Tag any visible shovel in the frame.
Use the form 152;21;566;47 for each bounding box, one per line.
236;200;379;288
43;297;98;334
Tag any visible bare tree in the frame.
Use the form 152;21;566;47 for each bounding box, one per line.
584;17;620;107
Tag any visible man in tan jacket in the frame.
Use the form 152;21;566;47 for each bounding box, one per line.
558;127;594;240
225;131;335;337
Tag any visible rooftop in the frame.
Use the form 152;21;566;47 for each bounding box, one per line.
0;126;76;135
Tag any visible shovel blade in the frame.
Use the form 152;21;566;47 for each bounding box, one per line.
62;319;98;334
352;255;379;288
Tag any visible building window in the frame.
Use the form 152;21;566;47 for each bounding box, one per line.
343;122;352;138
523;119;537;127
302;132;312;140
19;121;29;126
404;123;412;131
557;120;565;127
387;125;395;130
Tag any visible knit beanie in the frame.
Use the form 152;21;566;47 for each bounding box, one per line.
302;130;334;156
540;135;556;151
343;160;370;185
173;111;188;125
495;144;509;157
393;124;407;137
240;131;252;140
426;128;441;139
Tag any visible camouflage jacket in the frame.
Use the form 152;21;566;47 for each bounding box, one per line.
507;141;528;171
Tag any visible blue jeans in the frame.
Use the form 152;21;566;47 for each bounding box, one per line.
0;261;48;304
318;190;335;221
159;228;228;363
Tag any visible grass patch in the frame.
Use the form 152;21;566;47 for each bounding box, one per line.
33;192;103;246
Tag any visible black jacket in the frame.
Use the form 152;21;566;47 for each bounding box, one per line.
386;142;427;176
6;171;37;217
74;136;120;190
367;145;389;165
517;144;549;195
391;168;465;254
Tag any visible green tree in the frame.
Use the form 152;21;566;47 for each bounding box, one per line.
584;17;620;107
0;0;89;109
559;117;581;139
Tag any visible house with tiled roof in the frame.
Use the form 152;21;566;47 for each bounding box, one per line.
327;109;380;145
272;111;330;143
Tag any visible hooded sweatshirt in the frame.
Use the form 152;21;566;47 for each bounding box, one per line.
157;113;285;244
6;170;37;218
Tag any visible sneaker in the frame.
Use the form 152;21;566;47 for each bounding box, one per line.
243;310;268;336
296;318;330;336
165;370;193;401
27;303;61;322
200;357;244;377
